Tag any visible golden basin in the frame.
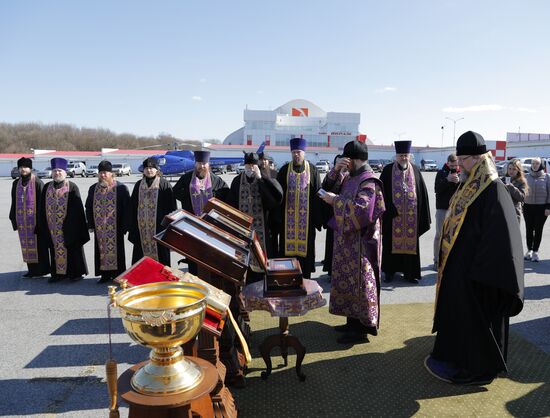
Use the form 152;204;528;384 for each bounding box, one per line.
111;281;209;395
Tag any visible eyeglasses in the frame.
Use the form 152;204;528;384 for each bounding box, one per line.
457;155;473;162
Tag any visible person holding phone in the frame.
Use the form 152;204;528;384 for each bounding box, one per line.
433;154;460;268
500;159;528;224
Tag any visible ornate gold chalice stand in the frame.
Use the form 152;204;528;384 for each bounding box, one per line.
109;281;209;395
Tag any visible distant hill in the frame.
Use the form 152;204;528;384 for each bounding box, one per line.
0;122;203;153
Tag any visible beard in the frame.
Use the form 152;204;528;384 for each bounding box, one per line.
53;173;66;183
399;162;408;170
459;171;469;182
195;168;208;179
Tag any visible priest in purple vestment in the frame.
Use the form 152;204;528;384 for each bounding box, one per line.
276;138;322;279
9;157;51;278
320;140;386;344
85;160;131;284
39;158;90;283
380;141;431;284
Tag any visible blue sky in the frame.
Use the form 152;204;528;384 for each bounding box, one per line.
1;1;549;146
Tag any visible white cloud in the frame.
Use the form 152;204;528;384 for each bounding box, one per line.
514;107;537;113
199;78;207;83
443;104;504;113
192;96;203;101
256;90;264;94
443;104;538;113
375;86;397;93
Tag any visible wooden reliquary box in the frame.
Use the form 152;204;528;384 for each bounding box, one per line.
155;210;250;284
202;209;254;244
250;233;306;297
203;197;254;229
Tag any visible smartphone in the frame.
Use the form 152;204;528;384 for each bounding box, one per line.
317;188;328;197
505;177;511;184
450;168;457;174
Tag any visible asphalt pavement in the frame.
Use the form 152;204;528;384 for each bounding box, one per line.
0;171;548;417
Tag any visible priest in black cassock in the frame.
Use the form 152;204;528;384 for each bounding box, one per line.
128;157;176;266
173;150;229;275
258;151;281;258
39;158;89;283
227;152;283;272
425;131;524;385
9;157;50;278
85;160;131;283
276;138;322;279
380;140;431;284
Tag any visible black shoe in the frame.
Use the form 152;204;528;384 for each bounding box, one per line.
333;324;351;333
48;275;64;283
96;276;111;284
384;273;394;283
406;277;420;284
22;272;33;278
450;370;495;386
336;332;369;345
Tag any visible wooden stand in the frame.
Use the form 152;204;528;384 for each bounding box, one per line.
259;317;306;381
119;358;218;418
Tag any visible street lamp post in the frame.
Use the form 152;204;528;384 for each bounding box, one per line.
445;117;464;147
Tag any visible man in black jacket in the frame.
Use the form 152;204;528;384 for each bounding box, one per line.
433;154;460;268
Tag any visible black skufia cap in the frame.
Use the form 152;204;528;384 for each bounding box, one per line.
98;160;112;172
456;131;487;156
342;140;369;160
17;157;33;169
244;152;259;165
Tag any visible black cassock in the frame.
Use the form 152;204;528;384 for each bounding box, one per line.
9;176;51;276
226;171;283;258
172;171;229;275
173;171;229;214
432;180;524;377
380;162;431;279
39;181;90;279
128;177;176;266
85;182;131;277
276;161;322;279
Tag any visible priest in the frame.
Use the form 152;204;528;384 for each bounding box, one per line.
39;157;89;282
425;131;524;385
380;140;431;284
128;157;176;266
227;152;283;268
85;160;131;283
276;138;322;279
9;157;51;278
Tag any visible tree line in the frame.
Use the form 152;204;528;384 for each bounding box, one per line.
0;122;209;153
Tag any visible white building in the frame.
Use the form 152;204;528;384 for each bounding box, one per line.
223;99;365;149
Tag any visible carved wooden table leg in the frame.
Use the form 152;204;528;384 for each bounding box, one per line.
260;317;306;381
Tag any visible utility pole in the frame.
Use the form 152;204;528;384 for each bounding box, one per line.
445;117;464;147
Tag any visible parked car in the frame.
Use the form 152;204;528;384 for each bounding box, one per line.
421;159;438;171
495;160;509;176
85;165;99;177
315;160;330;173
67;162;86;177
235;163;245;174
112;163;132;176
11;167;38;179
211;164;227;175
37;167;53;179
369;159;384;173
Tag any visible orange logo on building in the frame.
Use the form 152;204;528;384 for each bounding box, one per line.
291;108;309;117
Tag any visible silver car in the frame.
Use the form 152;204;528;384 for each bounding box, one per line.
85;165;99;177
37;167;52;179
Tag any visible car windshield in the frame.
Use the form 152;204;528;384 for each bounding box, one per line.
89;165;98;169
112;164;122;168
425;160;436;164
67;164;74;168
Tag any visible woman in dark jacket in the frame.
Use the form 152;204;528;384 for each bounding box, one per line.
501;158;528;223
